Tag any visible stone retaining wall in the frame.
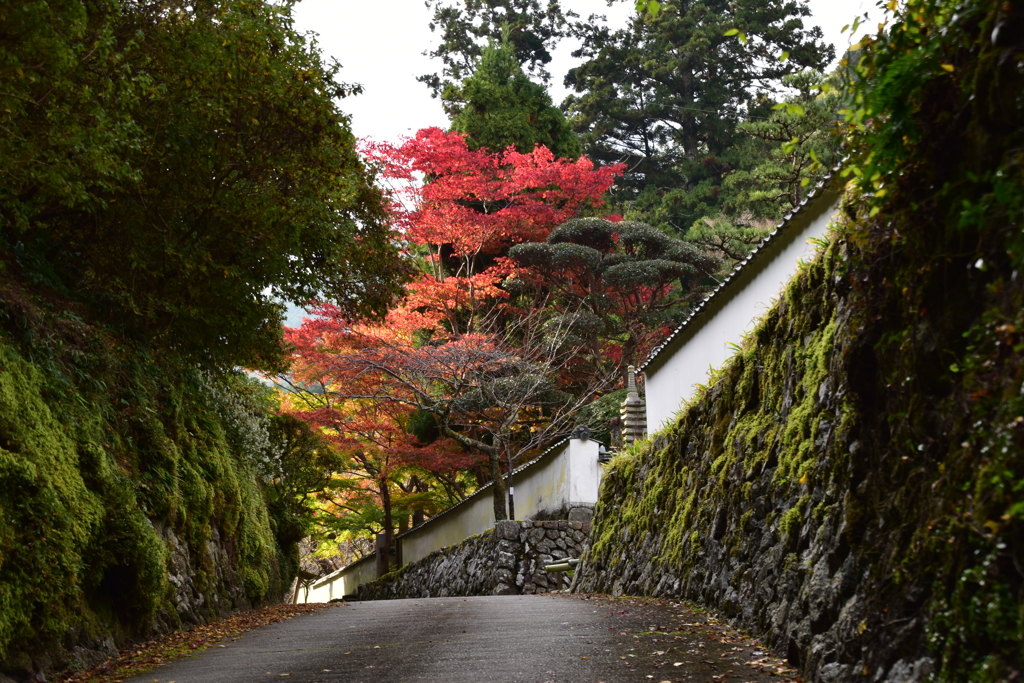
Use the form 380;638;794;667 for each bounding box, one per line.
357;520;590;600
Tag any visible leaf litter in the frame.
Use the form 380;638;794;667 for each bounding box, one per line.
568;593;801;682
53;603;337;683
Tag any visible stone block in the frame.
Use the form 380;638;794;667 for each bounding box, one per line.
568;507;594;522
496;550;517;570
542;521;558;529
496;539;519;553
494;567;514;584
545;529;560;540
495;520;521;541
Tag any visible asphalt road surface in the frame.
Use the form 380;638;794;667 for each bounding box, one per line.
122;594;796;683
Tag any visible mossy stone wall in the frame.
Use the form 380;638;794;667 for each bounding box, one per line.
0;288;295;680
577;228;1023;681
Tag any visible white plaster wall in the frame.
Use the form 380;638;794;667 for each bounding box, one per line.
303;438;603;595
510;443;570;519
303;554;377;602
646;196;840;432
400;489;496;566
566;438;601;505
399;438;602;566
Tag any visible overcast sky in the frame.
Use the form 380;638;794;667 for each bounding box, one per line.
283;0;884;327
291;0;885;144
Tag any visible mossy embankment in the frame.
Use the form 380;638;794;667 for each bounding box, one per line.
0;280;299;679
578;221;1023;680
578;3;1023;680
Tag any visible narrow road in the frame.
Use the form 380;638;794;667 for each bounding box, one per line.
123;594;795;683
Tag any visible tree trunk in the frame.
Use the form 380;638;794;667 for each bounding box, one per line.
490;451;508;521
380;475;393;575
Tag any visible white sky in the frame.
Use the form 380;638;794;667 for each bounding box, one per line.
283;0;884;327
291;0;885;145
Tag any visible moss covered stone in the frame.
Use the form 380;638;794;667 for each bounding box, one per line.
577;219;1024;681
0;289;295;678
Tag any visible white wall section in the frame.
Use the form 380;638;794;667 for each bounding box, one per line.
301;437;602;600
643;178;843;433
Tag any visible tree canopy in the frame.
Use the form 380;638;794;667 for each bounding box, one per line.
509;217;719;380
450;40;581;159
564;0;834;226
419;0;571;108
1;0;406;371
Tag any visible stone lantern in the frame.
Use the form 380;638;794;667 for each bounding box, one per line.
621;365;647;445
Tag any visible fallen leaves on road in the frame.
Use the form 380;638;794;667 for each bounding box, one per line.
54;603;337;683
567;593;801;682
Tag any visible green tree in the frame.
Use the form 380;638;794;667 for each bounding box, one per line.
684;69;844;265
419;0;571;110
564;0;833;229
450;40;581;158
1;0;406;372
508;217;719;382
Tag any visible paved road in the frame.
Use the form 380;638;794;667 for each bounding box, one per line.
123;594;794;683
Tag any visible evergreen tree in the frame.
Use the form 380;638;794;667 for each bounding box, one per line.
450;41;581;158
564;0;834;230
0;0;405;371
419;0;571;110
684;69;844;266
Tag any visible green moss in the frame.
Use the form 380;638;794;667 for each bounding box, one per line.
779;496;809;539
0;297;293;662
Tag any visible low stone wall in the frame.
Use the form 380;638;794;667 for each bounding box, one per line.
357;520;591;600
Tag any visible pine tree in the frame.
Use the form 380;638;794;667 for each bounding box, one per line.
419;0;570;105
564;0;833;228
685;69;843;267
450;41;581;158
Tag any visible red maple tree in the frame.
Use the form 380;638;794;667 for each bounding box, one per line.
362;127;623;336
282;130;624;535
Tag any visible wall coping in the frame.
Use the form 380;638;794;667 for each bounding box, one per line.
310;552;375;590
638;168;844;375
395;436;601;545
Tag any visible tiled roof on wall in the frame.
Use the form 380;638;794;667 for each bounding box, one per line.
638;167;844;374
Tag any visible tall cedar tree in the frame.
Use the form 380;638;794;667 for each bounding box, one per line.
684;69;844;266
564;0;833;230
450;40;581;159
0;0;405;371
419;0;571;113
